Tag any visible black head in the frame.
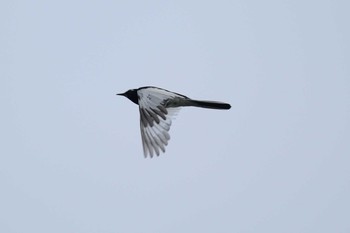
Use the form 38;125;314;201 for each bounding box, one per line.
117;89;139;105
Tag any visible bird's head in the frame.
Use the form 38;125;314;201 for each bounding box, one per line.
117;89;139;105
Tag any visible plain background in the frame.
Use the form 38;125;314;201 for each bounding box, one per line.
1;0;349;232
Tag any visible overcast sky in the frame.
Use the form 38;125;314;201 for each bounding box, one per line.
1;0;350;232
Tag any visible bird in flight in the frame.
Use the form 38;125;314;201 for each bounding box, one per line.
117;86;231;158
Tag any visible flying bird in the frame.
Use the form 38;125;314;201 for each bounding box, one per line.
117;86;231;158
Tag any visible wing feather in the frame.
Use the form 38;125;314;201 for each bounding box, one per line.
138;88;182;157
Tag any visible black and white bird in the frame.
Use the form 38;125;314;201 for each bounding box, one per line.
117;86;231;158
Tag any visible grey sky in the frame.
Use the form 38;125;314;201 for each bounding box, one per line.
1;0;350;232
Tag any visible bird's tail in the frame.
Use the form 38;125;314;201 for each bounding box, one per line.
187;99;231;110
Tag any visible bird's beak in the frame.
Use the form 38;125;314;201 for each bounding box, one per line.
117;92;125;96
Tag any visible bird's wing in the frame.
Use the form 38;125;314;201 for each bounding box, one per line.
137;88;183;157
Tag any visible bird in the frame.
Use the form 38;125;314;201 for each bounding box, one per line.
117;86;231;158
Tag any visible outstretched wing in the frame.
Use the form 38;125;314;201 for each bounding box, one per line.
137;88;182;157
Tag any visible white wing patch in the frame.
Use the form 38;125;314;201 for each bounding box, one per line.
138;88;183;157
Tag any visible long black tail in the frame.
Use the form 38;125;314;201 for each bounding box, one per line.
189;99;231;110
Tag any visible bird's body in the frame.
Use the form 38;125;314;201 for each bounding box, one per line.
118;86;231;157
